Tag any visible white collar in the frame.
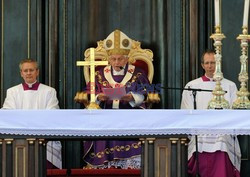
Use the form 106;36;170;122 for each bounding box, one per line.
113;67;125;76
205;74;214;81
25;81;37;88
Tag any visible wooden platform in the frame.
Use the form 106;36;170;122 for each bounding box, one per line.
47;169;141;177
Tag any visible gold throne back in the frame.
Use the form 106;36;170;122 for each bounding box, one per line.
75;37;160;106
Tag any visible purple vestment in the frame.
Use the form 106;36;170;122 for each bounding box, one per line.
83;64;150;168
188;151;240;177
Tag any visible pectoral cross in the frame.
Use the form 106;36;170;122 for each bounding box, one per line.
77;48;108;109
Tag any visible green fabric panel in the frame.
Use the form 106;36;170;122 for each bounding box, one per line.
62;140;84;169
1;0;29;103
221;1;242;87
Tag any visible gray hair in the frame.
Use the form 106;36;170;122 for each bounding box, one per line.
19;58;39;71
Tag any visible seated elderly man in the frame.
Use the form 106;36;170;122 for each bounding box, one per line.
91;30;150;109
83;30;150;169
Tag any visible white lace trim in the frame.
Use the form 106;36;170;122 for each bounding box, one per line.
0;128;249;136
88;156;141;169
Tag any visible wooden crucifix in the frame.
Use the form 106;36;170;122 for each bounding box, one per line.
77;48;108;109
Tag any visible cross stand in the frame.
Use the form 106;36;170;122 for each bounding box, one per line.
76;48;108;109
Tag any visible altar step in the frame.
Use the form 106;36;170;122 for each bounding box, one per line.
47;169;141;177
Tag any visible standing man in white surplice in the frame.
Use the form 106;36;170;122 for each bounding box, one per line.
2;58;62;169
181;50;241;177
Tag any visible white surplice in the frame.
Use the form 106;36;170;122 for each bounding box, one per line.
181;77;241;171
2;83;62;169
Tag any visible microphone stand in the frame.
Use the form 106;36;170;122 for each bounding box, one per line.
162;86;221;177
191;88;200;177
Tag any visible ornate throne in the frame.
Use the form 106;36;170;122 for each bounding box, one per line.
74;33;160;107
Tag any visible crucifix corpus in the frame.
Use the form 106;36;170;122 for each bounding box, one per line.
76;48;108;109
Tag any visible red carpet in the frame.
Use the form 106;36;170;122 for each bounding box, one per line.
47;169;141;177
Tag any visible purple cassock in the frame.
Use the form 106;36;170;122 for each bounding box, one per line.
83;64;150;169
